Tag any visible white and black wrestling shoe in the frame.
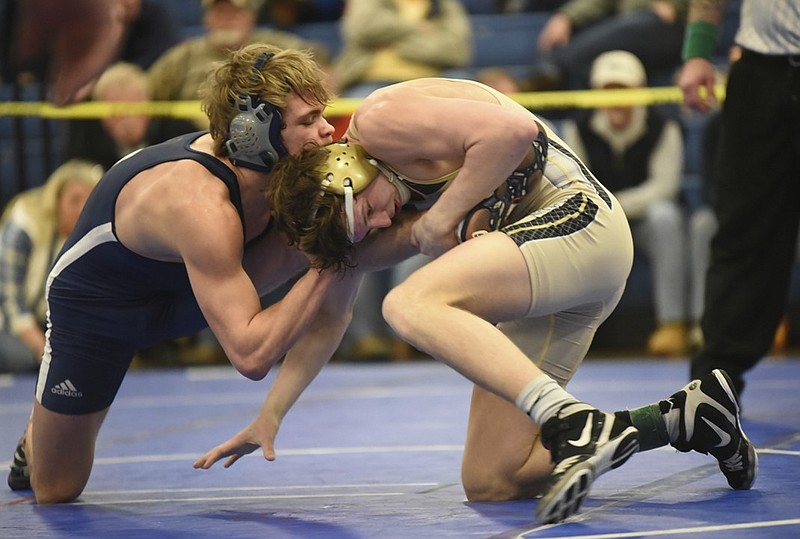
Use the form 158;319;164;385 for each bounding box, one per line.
536;402;639;524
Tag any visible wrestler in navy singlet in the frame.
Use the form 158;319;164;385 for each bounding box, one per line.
36;132;245;414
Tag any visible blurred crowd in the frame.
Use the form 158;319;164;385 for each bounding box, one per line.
2;0;776;371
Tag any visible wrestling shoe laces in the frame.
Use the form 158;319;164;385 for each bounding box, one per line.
536;402;639;524
7;435;30;491
669;369;757;490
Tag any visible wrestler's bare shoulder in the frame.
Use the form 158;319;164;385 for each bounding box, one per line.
368;78;502;103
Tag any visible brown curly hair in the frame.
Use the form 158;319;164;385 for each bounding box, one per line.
268;145;356;273
200;43;331;158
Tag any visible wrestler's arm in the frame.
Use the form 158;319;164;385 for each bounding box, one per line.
171;180;339;381
356;92;537;256
194;270;362;469
193;212;428;468
678;0;727;112
352;210;423;271
241;224;310;297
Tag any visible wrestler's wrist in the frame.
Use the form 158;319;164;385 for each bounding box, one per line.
682;21;719;61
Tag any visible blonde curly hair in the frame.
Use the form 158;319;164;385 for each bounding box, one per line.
200;43;331;158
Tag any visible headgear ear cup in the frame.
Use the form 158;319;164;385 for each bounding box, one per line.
225;52;288;173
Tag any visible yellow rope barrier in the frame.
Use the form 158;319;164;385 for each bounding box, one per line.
0;86;726;119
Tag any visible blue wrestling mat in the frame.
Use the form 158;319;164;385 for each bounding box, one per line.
1;357;798;538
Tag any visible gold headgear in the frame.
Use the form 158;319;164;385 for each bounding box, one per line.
318;142;380;241
320;142;380;196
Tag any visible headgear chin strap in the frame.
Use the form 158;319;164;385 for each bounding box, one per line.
374;162;411;206
225;52;288;173
319;142;380;241
342;179;355;242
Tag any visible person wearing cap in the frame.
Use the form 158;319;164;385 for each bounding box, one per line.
148;0;330;128
559;50;688;357
194;76;756;523
6;43;341;504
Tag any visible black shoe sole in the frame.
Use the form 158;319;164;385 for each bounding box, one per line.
536;426;639;524
7;470;31;491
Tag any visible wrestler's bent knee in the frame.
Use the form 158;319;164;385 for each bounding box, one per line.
382;285;420;339
32;478;86;504
462;468;543;502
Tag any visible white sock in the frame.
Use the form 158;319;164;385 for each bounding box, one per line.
515;374;577;426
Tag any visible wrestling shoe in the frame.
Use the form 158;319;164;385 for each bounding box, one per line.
7;436;31;491
669;369;757;490
536;403;639;524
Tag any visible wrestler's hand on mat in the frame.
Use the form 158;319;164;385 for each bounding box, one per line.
411;212;459;258
193;417;279;469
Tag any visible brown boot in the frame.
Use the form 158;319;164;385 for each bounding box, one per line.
347;335;393;361
647;322;688;357
770;317;790;355
687;323;704;354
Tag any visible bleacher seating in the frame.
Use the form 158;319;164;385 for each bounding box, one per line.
292;20;344;58
459;0;498;15
160;0;204;29
468;12;547;79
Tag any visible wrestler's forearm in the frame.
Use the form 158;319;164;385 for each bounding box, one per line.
257;276;358;421
688;0;726;25
353;211;422;272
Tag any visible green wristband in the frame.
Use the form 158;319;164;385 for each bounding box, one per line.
682;20;719;61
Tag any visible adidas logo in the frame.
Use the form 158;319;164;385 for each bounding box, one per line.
51;379;83;398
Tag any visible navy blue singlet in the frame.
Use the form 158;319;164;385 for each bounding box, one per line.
36;132;243;414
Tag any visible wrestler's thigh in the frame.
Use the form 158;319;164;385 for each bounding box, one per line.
30;400;108;503
461;385;553;500
396;232;532;322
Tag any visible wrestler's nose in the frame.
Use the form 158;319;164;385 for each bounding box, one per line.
368;210;392;230
319;119;335;143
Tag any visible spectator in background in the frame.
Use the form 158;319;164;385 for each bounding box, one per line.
148;0;330;128
560;51;688;357
0;160;102;373
61;62;197;172
530;0;689;91
331;0;472;97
